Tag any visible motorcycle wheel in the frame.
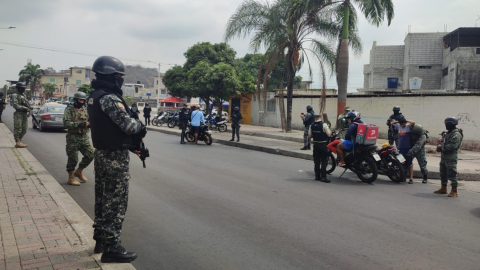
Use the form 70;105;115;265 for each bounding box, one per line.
186;133;195;142
356;157;378;183
204;134;213;145
218;124;227;132
158;120;165;127
325;152;336;174
168;120;175;128
386;157;406;183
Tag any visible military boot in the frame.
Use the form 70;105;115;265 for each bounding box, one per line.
101;245;137;263
94;240;104;254
422;174;428;184
20;141;28;147
67;171;81;186
434;184;448;194
74;168;88;183
448;186;458;197
15;140;26;148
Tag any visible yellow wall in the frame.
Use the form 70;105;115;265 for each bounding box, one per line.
229;94;252;125
40;67;90;96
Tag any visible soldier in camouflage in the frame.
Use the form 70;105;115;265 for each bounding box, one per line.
336;106;351;139
408;124;428;184
434;117;463;197
88;56;146;263
0;92;6;123
63;91;94;186
12;82;30;148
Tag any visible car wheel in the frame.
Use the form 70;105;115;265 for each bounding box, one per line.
32;120;37;129
38;121;44;132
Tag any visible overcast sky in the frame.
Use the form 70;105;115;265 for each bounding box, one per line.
0;0;479;92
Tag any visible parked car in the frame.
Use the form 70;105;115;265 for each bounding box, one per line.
31;103;67;132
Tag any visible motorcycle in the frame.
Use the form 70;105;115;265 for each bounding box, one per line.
185;123;213;145
326;131;378;183
375;145;406;183
207;114;228;132
151;111;164;126
167;112;179;128
153;111;170;126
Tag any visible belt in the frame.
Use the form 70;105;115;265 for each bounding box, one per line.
313;141;327;144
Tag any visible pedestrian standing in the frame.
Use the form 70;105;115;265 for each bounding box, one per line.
63;92;94;186
308;115;332;182
391;116;415;184
12;82;30;148
88;56;146;263
300;105;315;150
408;124;428;184
387;106;403;146
230;106;243;142
131;103;139;117
434;117;463;197
336;106;351;139
179;103;190;144
0;92;6;123
190;105;205;144
143;103;152;126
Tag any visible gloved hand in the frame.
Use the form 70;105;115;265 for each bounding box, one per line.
77;122;86;128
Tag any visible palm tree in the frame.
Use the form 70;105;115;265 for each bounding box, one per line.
18;63;45;99
335;0;394;116
41;83;58;100
225;0;338;131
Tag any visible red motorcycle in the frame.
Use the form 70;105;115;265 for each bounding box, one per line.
375;145;406;183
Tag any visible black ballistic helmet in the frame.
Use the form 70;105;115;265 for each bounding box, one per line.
234;106;239;111
397;115;407;124
393;106;400;111
92;56;126;75
16;82;27;89
344;111;360;121
444;117;458;125
306;105;313;111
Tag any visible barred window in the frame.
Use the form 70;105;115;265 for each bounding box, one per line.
267;99;276;112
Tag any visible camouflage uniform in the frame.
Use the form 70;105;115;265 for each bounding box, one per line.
63;105;94;172
0;94;6;122
12;91;30;141
336;114;349;139
440;129;463;187
92;93;143;251
408;134;428;177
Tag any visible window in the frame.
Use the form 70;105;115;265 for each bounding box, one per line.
476;48;480;54
155;90;158;94
419;66;432;69
267;99;276;112
161;90;166;94
135;87;139;93
442;67;448;77
156;80;159;85
49;78;56;83
76;69;82;74
76;80;81;85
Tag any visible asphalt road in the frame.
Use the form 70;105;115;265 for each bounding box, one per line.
2;106;480;270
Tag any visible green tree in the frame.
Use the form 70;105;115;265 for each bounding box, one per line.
41;83;58;100
334;0;394;116
163;65;192;98
225;0;337;131
18;63;44;99
77;84;93;96
187;61;215;113
209;63;242;115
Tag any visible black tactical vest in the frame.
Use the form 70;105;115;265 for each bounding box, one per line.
311;121;328;142
87;89;132;150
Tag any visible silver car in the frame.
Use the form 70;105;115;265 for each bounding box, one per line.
32;103;67;131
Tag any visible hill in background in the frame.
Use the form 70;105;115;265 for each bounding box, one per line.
124;65;158;88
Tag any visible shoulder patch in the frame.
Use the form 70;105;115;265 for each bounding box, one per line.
118;103;126;110
88;98;94;105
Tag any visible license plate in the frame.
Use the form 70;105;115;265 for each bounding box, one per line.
55;117;62;121
372;153;381;161
397;154;406;163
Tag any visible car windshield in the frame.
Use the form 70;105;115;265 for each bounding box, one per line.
46;106;66;113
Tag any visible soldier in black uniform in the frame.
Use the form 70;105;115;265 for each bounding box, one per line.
179;103;190;144
386;106;403;146
88;56;146;263
230;106;243;142
0;92;5;123
300;105;315;150
308;115;332;182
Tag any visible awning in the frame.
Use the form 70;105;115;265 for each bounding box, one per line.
160;97;183;103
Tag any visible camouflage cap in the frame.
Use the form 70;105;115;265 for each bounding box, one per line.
344;107;351;111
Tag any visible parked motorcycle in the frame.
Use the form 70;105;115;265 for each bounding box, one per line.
167;112;179;128
375;144;406;183
185;124;213;145
208;115;228;132
151;111;164;126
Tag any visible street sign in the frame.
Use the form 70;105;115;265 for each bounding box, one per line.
139;96;142;100
146;93;151;96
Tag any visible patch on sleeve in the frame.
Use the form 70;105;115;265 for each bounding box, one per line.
117;103;126;111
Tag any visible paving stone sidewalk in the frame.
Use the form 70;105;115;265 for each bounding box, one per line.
0;124;134;270
148;124;480;181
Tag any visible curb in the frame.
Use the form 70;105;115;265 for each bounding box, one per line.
1;124;135;270
147;126;480;181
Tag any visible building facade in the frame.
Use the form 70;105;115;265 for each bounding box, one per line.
40;67;91;98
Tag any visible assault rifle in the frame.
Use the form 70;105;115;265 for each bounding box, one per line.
440;131;447;152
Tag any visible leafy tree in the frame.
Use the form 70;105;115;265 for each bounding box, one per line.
18;63;44;99
334;0;394;116
184;42;237;70
209;63;242;115
163;65;192;98
225;0;337;131
187;61;215;113
41;83;58;100
77;84;93;96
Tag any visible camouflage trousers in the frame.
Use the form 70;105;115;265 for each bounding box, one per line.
13;111;28;141
440;154;458;187
412;147;428;177
303;127;310;148
65;133;94;172
93;149;130;251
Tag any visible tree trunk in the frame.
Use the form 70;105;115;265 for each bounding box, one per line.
337;4;350;117
285;50;296;132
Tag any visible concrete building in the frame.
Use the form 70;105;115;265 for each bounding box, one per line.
40;67;91;98
361;27;480;92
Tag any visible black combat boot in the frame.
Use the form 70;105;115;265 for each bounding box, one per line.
320;177;331;183
94;240;104;254
229;138;235;142
422;174;428;184
300;146;308;150
101;245;137;263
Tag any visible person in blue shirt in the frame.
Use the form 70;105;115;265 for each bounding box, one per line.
337;111;363;167
390;116;416;184
190;105;205;144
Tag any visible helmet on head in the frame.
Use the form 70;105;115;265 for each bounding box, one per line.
393;106;400;111
234;106;239;111
73;92;87;100
344;106;351;112
444;117;458;125
397;115;407;124
16;82;27;89
344;111;360;121
92;56;125;75
412;124;424;136
306;105;313;111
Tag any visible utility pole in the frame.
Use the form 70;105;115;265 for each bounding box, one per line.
148;61;173;109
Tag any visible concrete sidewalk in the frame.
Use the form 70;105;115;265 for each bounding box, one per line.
148;124;480;181
0;124;135;270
